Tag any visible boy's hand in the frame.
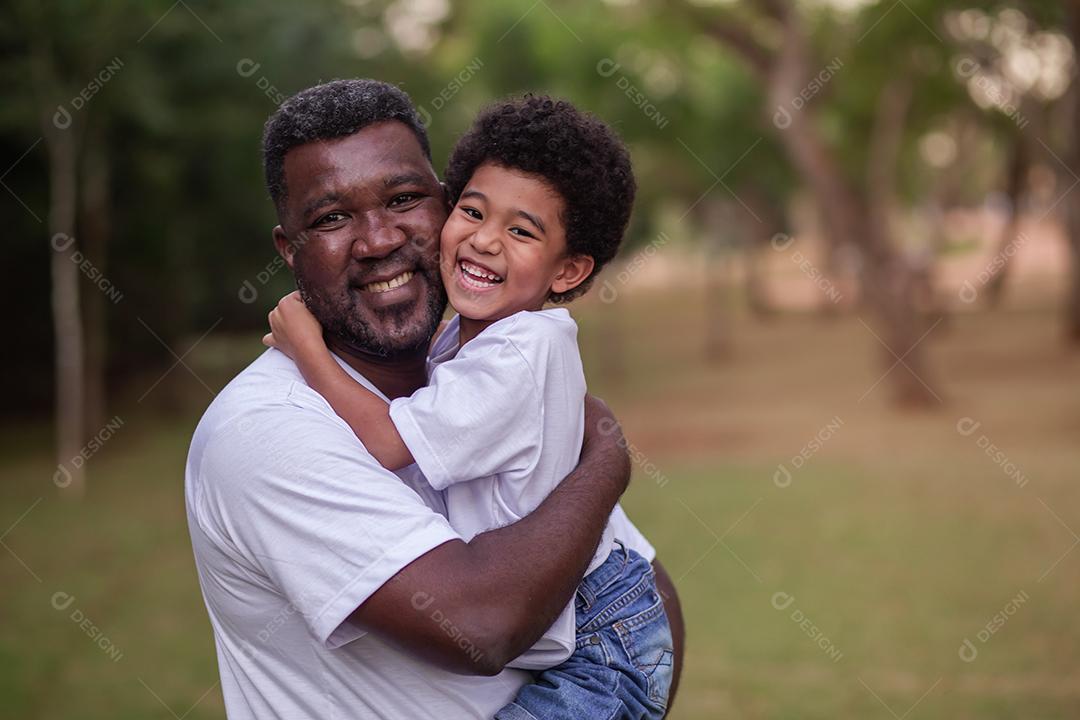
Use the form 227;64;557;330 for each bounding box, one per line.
262;291;325;361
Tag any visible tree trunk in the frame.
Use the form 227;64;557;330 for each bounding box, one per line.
985;134;1028;308
45;122;86;496
1064;3;1080;344
704;235;735;362
862;254;940;406
1067;207;1080;343
741;185;781;318
867;75;914;238
766;11;938;405
81;124;111;431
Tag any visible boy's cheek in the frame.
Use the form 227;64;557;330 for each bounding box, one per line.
438;222;465;259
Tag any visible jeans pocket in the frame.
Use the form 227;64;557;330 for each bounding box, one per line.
613;595;674;708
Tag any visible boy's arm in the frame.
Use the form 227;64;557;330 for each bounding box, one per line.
264;292;414;470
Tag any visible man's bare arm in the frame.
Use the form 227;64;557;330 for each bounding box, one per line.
653;559;685;714
348;396;630;675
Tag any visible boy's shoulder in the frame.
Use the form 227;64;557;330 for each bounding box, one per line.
485;308;579;353
493;307;576;334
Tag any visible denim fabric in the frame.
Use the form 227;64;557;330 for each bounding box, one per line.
496;544;674;720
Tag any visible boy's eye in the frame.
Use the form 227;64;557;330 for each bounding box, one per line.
390;193;422;207
460;206;482;220
509;227;535;239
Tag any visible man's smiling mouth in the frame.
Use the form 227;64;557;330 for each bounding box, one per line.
459;259;504;289
361;270;415;293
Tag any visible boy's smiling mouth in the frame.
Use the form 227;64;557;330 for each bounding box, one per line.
458;258;504;290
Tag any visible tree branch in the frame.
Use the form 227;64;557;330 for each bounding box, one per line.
679;1;774;78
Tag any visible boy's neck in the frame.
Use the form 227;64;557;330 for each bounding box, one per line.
457;316;495;347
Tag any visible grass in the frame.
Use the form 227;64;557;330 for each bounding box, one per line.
3;286;1079;718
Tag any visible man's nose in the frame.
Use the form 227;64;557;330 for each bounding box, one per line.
352;213;407;260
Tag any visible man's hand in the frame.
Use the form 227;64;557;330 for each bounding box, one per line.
263;291;324;361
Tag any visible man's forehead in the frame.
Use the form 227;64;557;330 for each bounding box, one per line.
283;122;435;197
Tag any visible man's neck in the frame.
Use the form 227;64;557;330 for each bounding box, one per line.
326;337;428;400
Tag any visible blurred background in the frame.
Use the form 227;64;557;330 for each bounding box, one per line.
3;0;1079;717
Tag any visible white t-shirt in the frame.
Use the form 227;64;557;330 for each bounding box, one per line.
187;347;654;718
186;350;528;719
389;309;620;669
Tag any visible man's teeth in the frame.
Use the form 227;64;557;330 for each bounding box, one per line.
460;260;503;286
362;271;414;293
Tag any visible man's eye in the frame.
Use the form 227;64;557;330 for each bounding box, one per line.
315;212;347;225
460;206;482;220
390;193;421;207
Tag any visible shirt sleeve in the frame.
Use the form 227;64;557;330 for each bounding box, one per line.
200;382;461;649
388;322;546;491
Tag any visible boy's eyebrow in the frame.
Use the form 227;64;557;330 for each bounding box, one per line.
515;209;546;234
460;189;546;234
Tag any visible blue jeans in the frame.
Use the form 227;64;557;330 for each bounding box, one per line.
496;543;674;720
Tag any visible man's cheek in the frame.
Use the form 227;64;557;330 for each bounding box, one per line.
410;227;440;257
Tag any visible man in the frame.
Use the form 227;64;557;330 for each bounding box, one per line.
186;78;683;719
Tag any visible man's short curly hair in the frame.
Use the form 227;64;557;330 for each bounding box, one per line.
444;95;635;303
263;79;431;216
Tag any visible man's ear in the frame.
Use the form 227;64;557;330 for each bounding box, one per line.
550;254;596;296
273;225;297;270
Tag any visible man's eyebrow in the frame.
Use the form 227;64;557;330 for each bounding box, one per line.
302;192;343;220
384;172;429;188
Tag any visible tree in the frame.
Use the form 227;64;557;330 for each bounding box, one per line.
1065;1;1080;343
677;0;954;405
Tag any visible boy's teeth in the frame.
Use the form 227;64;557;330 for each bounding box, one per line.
363;271;414;293
460;260;503;282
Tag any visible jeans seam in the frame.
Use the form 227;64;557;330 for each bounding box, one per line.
579;569;654;634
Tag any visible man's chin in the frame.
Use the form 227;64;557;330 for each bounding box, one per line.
340;288;444;358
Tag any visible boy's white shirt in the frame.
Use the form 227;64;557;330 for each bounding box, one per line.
389;308;652;670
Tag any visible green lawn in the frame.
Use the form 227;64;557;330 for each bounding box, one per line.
3;291;1078;718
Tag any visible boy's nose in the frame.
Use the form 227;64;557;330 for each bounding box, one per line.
469;226;501;255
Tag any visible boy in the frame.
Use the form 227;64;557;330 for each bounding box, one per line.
265;95;673;719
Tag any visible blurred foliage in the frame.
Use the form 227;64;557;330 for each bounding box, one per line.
1;0;1075;417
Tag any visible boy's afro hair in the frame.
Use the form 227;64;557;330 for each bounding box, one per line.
444;95;635;303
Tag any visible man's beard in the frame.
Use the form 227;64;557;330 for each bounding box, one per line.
294;246;447;359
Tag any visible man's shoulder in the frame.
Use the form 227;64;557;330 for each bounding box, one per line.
198;349;302;424
189;349;343;465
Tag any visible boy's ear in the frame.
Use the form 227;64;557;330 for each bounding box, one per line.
273;225;298;270
550;254;595;296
